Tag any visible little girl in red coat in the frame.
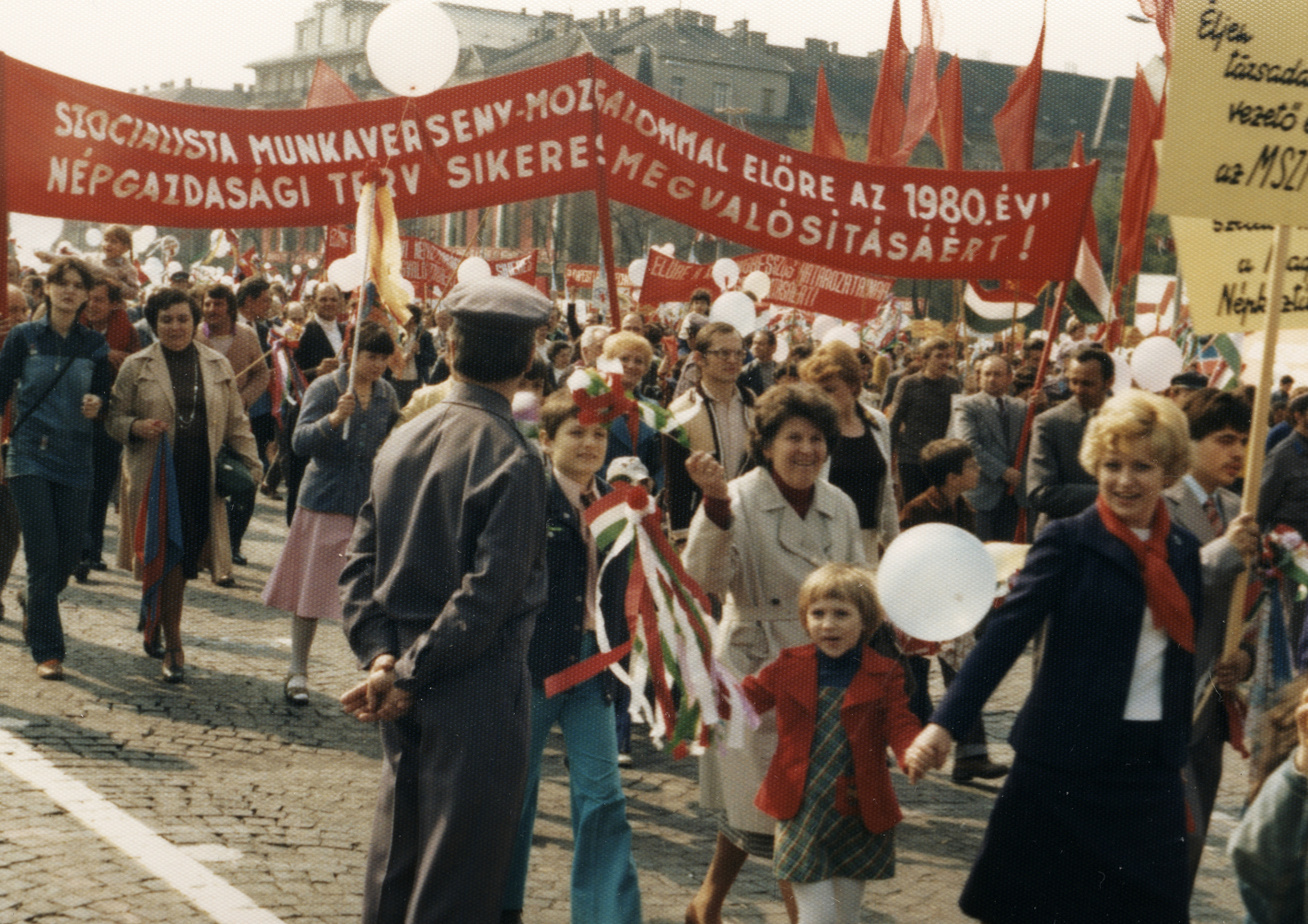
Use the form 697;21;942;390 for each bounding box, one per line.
742;563;921;924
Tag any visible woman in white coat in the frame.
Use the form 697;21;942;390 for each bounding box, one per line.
682;382;866;924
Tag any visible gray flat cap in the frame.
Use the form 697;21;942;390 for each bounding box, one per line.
444;277;551;330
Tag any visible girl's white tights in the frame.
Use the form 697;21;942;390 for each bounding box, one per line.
789;877;866;924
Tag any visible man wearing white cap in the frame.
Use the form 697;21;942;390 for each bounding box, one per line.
341;276;552;924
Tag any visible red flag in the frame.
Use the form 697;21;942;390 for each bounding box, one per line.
1115;65;1164;303
931;55;964;171
866;0;909;166
304;59;361;108
992;17;1045;171
811;67;847;160
896;0;939;163
1069;133;1100;261
1137;0;1175;59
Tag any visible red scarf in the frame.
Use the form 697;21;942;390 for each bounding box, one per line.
1095;495;1194;653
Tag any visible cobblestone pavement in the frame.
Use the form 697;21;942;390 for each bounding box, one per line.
0;498;1249;922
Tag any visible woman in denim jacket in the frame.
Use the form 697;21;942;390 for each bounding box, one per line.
0;257;112;680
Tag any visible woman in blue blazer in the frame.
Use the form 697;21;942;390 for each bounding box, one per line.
905;390;1205;924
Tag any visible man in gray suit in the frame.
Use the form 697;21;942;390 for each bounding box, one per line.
340;277;551;924
1025;344;1113;535
1162;388;1258;890
953;354;1028;542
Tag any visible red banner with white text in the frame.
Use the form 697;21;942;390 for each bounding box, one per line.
639;249;896;322
2;52;1097;281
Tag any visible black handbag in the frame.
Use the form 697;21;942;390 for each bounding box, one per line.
214;444;255;499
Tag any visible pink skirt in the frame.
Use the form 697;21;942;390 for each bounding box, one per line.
261;508;356;621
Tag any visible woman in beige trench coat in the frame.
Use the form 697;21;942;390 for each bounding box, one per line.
681;382;866;924
108;288;260;681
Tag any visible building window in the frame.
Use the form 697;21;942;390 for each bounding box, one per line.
713;82;733;111
761;87;775;116
668;75;685;101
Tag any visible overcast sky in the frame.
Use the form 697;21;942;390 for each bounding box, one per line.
2;0;1163;95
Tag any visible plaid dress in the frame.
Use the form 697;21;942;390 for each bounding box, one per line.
774;686;895;883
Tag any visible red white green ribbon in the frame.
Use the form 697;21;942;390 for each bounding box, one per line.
543;482;752;756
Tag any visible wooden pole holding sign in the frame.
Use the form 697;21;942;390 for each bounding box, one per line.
1193;224;1290;720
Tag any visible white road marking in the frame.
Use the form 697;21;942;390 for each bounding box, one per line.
0;726;285;924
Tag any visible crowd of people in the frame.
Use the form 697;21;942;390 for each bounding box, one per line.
7;229;1308;924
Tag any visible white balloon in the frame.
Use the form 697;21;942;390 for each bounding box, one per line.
142;257;164;285
773;337;790;363
457;256;492;283
822;324;861;349
741;270;772;300
84;227;103;248
133;226;157;251
166;260;184;276
367;0;461;97
877;524;997;642
326;252;365;289
398;276;416;301
307;257;320;270
655;242;676;257
708;291;757;337
7;214;64;252
292;264;303;276
811;314;840;342
627;258;647;287
1130;336;1185;392
711;258;740;292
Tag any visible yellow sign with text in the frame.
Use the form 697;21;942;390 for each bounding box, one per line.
1172;216;1308;333
1156;0;1308;226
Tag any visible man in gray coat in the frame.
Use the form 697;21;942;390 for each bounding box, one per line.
1025;344;1113;535
340;277;551;924
1163;389;1258;890
952;354;1028;542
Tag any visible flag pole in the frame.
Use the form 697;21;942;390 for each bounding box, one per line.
1194;223;1290;720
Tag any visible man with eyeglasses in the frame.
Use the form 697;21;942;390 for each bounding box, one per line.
663;321;756;542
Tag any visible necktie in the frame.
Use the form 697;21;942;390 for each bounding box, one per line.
996;397;1009;446
1202;497;1223;536
581;489;597;510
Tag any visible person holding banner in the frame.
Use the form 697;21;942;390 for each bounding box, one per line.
500;386;641;924
682;382;864;924
109;288;260;683
263;322;399;706
0;257;112;680
1162;388;1259;891
905;390;1203;924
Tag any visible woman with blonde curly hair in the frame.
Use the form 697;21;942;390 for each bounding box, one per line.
905;390;1208;924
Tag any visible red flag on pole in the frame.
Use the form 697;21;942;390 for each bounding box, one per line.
1068;131;1114;324
931;55;964;171
811;67;847;160
866;0;909;166
1114;65;1164;305
304;59;361;108
896;0;939;164
992;15;1046;171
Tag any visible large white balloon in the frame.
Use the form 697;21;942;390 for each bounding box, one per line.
1131;336;1185;392
711;258;740;292
84;227;104;248
367;0;461;97
877;524;997;642
326;252;365;290
457;256;492;283
822;324;862;349
709;291;757;337
811;314;840;342
8;214;64;252
132;226;158;252
741;270;772;300
627;258;647;287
